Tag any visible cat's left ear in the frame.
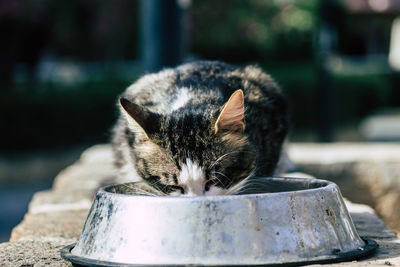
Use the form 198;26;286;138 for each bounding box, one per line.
119;97;160;139
215;89;245;133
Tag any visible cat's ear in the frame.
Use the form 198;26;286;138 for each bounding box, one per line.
215;90;245;133
119;98;159;139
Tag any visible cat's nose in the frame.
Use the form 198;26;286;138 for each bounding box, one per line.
185;185;205;196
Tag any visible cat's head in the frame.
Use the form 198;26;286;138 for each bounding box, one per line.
119;90;256;196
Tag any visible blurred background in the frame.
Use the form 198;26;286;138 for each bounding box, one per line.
1;0;400;241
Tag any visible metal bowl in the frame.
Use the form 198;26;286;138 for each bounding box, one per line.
61;177;377;266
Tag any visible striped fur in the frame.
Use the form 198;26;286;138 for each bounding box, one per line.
112;61;288;196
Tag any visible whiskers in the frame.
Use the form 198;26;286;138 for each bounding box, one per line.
228;177;276;195
224;170;255;195
117;182;166;196
208;150;252;170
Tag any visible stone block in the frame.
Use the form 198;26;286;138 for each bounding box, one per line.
10;210;88;242
28;190;93;215
0;240;72;267
360;109;400;141
288;143;400;233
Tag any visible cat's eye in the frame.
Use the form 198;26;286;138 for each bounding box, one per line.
204;179;216;191
167;185;185;194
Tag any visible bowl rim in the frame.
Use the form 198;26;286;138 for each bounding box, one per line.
100;176;335;201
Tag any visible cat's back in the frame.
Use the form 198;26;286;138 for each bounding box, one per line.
121;61;282;114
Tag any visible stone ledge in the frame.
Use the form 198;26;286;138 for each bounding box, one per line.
1;143;400;266
289;142;400;233
2;201;399;266
289;143;400;164
10;209;88;242
0;240;72;267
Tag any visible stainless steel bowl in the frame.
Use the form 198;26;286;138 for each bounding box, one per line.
61;177;377;266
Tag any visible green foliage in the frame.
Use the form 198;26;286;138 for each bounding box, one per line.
189;0;317;61
0;80;132;150
333;74;391;122
1;0;395;145
259;61;392;132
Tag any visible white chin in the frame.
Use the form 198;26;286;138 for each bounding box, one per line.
205;186;228;196
169;191;182;196
167;186;228;196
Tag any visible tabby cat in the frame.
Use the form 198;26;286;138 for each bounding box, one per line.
112;61;288;196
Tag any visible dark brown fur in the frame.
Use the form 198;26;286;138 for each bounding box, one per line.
112;61;288;195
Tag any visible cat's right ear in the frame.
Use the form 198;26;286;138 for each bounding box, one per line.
215;90;245;134
119;98;159;139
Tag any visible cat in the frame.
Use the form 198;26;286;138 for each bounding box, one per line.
111;60;288;196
